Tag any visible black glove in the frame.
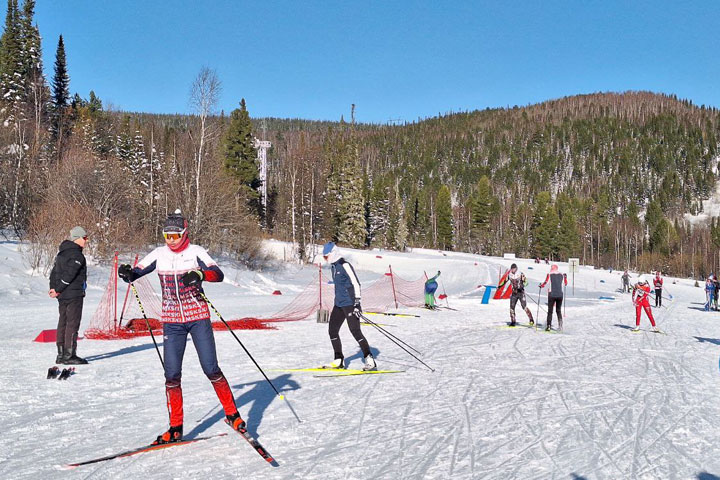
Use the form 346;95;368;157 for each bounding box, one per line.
118;264;135;283
182;270;204;286
353;301;362;317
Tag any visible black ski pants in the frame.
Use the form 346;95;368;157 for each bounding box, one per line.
546;296;563;328
655;288;662;307
328;305;371;359
57;297;83;353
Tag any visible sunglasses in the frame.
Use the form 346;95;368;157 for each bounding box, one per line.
163;230;185;241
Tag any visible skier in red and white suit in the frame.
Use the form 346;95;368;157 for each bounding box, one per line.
118;210;245;445
632;276;658;332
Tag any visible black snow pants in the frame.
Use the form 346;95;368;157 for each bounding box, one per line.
328;305;371;359
546;296;563;329
57;297;83;352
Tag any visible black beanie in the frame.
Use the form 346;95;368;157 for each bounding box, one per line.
511;263;517;269
164;209;187;232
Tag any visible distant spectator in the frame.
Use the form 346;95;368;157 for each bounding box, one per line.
49;226;89;365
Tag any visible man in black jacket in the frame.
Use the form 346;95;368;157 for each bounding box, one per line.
49;226;89;365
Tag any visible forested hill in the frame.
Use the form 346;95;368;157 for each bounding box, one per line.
265;91;718;215
15;85;720;278
243;91;718;275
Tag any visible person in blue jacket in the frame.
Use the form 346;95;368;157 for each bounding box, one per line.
705;275;716;311
323;242;376;371
424;271;441;309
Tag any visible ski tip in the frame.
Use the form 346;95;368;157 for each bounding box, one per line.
278;394;285;400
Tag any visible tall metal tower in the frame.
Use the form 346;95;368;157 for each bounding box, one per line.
253;137;272;209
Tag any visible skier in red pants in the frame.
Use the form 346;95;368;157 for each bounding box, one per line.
632;276;659;332
118;210;245;445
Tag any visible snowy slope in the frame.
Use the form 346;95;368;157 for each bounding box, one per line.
2;239;720;479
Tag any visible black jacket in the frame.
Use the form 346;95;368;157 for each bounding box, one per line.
49;240;87;300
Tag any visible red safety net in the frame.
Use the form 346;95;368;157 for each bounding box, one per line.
86;258;425;340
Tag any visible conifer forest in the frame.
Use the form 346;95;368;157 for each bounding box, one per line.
2;1;720;278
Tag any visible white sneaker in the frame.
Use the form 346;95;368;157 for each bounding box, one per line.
363;355;377;371
329;357;344;369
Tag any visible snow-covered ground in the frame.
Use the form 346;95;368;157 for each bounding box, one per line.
2;238;720;479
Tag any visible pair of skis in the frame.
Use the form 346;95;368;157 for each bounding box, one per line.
67;420;276;468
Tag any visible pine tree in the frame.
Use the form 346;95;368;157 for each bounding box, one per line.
537;203;560;258
0;0;23;123
221;99;260;217
531;191;551;257
469;175;499;253
556;209;579;259
436;185;454;250
51;34;68;109
367;178;390;247
49;34;70;157
334;139;366;248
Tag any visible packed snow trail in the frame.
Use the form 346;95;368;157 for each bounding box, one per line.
2;239;720;479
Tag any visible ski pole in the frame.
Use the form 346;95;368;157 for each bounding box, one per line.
360;313;434;372
130;283;164;368
536;286;542;327
199;292;302;423
525;290;547;314
360;314;422;355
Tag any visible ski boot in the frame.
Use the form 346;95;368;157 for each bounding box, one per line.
47;366;60;379
58;367;75;380
545;323;552;332
329;356;345;369
631;326;640;332
525;308;534;326
55;345;65;364
363;354;377;371
152;425;183;445
225;412;246;433
508;321;517;327
63;348;88;365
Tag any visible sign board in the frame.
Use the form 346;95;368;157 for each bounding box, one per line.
568;258;580;273
503;253;516;259
568;258;580;296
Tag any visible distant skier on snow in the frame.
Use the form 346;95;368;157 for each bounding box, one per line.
653;272;664;307
501;263;534;327
424;271;441;309
705;276;716;311
539;265;567;331
621;270;631;293
117;210;246;445
322;242;376;371
632;276;659;332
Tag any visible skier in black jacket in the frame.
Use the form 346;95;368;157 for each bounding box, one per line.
49;226;89;364
539;264;567;331
322;242;376;371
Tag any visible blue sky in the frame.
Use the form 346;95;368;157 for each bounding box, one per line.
34;1;720;123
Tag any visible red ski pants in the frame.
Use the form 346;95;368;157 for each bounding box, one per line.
163;319;238;427
635;297;656;327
